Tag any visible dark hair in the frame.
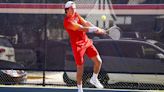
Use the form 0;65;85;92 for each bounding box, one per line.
65;8;69;14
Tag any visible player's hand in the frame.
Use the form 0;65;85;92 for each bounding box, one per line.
95;28;106;34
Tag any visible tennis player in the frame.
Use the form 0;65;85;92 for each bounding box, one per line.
64;1;105;92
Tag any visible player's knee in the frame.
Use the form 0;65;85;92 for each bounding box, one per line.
97;55;102;64
77;64;84;68
95;58;102;66
97;59;102;66
91;55;103;65
99;59;102;64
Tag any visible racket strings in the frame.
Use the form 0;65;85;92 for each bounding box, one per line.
106;27;121;40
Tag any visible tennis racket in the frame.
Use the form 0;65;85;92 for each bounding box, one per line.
105;25;121;40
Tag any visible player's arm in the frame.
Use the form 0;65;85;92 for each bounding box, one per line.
64;19;105;34
77;13;94;27
64;20;98;32
77;16;105;34
76;13;105;33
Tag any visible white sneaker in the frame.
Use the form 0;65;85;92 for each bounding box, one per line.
77;85;83;92
89;77;104;89
78;89;83;92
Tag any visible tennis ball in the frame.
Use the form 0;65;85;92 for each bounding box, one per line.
101;15;107;21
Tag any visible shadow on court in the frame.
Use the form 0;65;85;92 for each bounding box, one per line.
0;87;150;92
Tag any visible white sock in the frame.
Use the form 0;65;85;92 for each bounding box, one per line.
77;84;83;92
92;73;98;79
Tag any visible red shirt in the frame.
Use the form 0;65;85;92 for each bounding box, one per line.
64;13;92;49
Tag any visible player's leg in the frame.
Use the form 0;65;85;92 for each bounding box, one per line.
72;48;86;92
76;64;84;92
91;55;102;74
90;55;104;89
86;45;104;89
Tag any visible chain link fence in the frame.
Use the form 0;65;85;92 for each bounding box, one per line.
0;0;164;90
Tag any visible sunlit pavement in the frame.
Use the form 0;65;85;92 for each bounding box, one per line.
26;71;65;85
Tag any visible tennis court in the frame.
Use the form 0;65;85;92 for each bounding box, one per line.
0;86;157;92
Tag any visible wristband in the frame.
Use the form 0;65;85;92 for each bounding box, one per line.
88;27;98;33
